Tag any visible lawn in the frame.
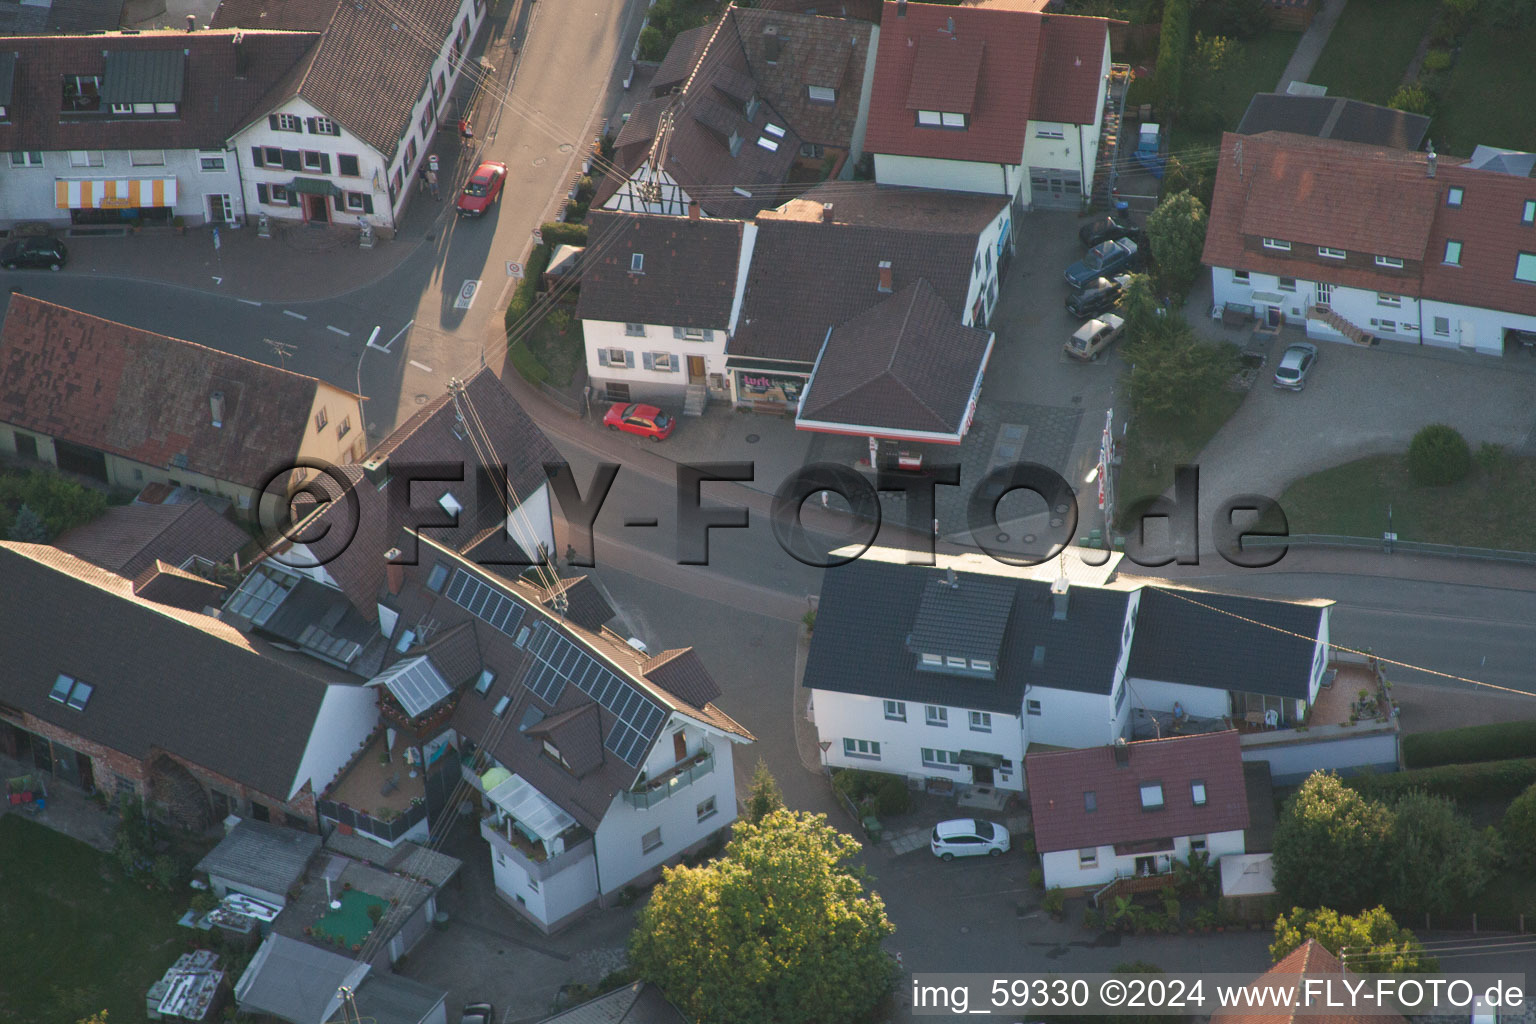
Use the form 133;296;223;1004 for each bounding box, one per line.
1114;389;1247;530
1308;0;1440;105
1168;30;1303;159
1277;453;1536;551
1431;19;1536;156
312;888;388;949
523;314;585;389
0;815;187;1024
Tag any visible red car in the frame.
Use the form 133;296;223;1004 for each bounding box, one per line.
603;402;675;441
455;160;507;216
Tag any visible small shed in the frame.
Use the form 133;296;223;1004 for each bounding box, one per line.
194;818;321;907
1219;852;1277;922
542;244;583;290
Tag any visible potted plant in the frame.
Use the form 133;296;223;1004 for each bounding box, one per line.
1042;886;1066;920
173;215;186;234
1082;907;1102;931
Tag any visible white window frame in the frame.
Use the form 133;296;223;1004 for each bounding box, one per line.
1434;316;1451;336
1278;277;1297;292
944;656;966;669
1079;848;1098;869
970;659;991;672
1377;293;1401;307
346;192;367;212
1317;246;1346;260
883;700;906;722
1190;835;1208;853
313;116;339;136
651;351;673;371
1035;125;1065;139
681;326;706;340
921;748;958;769
940;112;966;128
129;149;165;167
1262;238;1290;251
625;323;646;337
924;705;947;727
1026;699;1042;717
1375;255;1404;269
9;151;42;167
641;827;662;854
916;109;941;126
919;653;942;667
1232;270;1250;284
1140;783;1164;809
807;84;836;103
968;711;992;732
606;347;627;364
696;796;717;822
275;113;303;132
68;150;104;168
199;152;226;172
630;253;644;273
302;150;324;171
1524;200;1536;225
1191;781;1207;806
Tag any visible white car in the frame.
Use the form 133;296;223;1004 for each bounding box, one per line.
1066;313;1125;361
930;818;1010;860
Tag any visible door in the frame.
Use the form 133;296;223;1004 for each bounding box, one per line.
1315;282;1333;308
672;731;688;763
973;765;994;785
1135;855;1157;876
53;439;108;482
687;355;706;384
78;755;95;794
207;194;233;225
305;193;329;224
1460;320;1476;349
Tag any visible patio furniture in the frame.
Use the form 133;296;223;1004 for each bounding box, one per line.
379;774;399;797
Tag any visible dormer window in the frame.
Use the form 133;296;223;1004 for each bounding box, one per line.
745;94;760;120
542;739;571;769
728;130;743;157
920;653;942;667
63;75;102;112
439;492;462;517
916;109;966;129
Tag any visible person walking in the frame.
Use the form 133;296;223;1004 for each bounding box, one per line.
427;168;440;200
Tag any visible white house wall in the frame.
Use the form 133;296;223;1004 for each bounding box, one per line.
288;683;380;802
1022;684;1117;749
843;25;881;176
489;839;599;924
873;152;1023;199
591;720;741;893
1308;610;1331;704
0;147;244;228
962;204;1012;325
583;318;728;405
812;690;1026;790
602;163;692;217
1240;727;1399;785
1125;677;1230;720
235;97;392;230
1418;297;1536;356
1041;829;1245;890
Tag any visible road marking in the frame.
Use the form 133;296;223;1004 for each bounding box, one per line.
211;276;223;284
237;298;262;306
283;309;308;320
376;318;413;352
454;279;481;310
409;359;434;373
327;325;350;336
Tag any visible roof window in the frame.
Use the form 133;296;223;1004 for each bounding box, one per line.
1447;187;1464;207
630;253;644;273
49;674;94;710
1140;782;1164;810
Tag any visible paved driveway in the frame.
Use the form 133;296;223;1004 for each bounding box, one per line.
1186;318;1536;548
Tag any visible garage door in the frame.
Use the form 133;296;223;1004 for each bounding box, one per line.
1030;169;1082;210
53;439;108;482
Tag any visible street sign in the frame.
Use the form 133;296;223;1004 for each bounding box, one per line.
429;154;440;173
818;742;831;752
532;228;543;245
506;261;523;278
212;228;220;250
454;279;481;310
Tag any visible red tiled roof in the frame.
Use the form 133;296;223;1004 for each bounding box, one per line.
1211;940;1408;1024
1025;731;1249;854
1032;13;1109;125
1423;162;1536;317
56;500;249;578
0;295;333;490
0;30;317;154
864;1;1107;164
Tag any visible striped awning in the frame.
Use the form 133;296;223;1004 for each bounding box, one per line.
55;178;178;210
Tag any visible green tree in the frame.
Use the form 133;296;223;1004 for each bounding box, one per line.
630;809;896;1024
1153;0;1191;116
1383;790;1495;917
7;502;48;541
1483;0;1535;28
746;758;784;823
1145;190;1209;297
1162;156;1214;209
1192;0;1271;36
1271;906;1438;972
1116;273;1164;339
1389;84;1432;116
1272;771;1394;911
1502;781;1536;871
77;1014;109;1024
1122;320;1235;419
637;25;667;61
1179;33;1237;130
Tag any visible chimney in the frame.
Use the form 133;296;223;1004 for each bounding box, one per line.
821;202;834;224
185;12;196;30
688;199;700;220
896;0;906;16
1426;140;1437;178
877;259;893;293
945;566;958;589
384;547;404;595
945;15;955;35
232;31;249;77
1113;737;1130;767
1050;575;1070;620
209;391;225;428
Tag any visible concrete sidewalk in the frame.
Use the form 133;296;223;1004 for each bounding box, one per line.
1276;0;1348;92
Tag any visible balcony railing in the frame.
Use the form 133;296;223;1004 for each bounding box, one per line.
622;744;715;809
318;796;427;844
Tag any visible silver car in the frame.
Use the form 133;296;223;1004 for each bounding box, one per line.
1273;342;1318;390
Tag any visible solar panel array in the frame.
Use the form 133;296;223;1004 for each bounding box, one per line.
523;621;666;765
445;568;526;638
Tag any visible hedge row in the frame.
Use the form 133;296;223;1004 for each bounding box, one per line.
539;221;588;248
1402;721;1536;769
504;242;553;332
1153;0;1190;117
831;768;911;817
1347;757;1536;803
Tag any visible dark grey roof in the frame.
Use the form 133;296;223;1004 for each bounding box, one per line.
1126;587;1328;700
803;559;1130;713
1236;93;1429;150
352;972;448;1024
256;573;377;668
538;981;688;1024
909;573;1015;664
55;500;248;579
643;648;723;707
236;933;366;1024
1;543;340;800
102;47;186;105
194;818;321;896
577;212;743;330
541;576;616;632
0;0;124;34
0;54;14;106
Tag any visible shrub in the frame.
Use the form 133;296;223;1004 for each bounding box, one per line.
191;891;219;915
1475;441;1508;478
504;243;553;333
366;903;385;925
546;309;573;335
637;25;667;61
540;221;588;248
872;776;910;817
1028;867;1044;889
7;503;48;541
1402;720;1536;768
1389;84;1433;116
152;855;184;892
1502;783;1536;871
1042;887;1067;915
1153;0;1191;115
1348;757;1536;803
1440;0;1478;34
1406;424;1471;485
1422;48;1454;73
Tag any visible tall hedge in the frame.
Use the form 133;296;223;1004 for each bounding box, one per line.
1153;0;1191;117
1403;721;1536;769
1347;757;1536;803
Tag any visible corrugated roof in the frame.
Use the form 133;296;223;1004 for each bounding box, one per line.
1025;732;1249;853
102;47;186;105
195;818;322;896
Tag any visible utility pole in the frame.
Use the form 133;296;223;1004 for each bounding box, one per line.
263;338;296;371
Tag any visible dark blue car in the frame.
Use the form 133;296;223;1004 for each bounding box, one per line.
1065;238;1141;290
